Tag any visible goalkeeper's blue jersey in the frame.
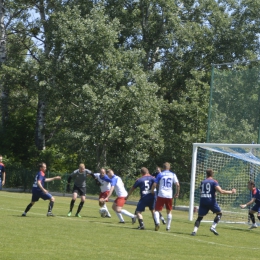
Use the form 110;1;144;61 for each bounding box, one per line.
252;188;260;205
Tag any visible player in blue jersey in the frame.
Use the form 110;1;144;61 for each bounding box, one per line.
0;155;6;190
240;180;260;229
101;169;136;224
126;167;156;230
151;162;180;231
22;162;61;217
191;169;236;236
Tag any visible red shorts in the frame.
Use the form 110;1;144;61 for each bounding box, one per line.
99;191;110;201
155;196;173;211
114;197;126;207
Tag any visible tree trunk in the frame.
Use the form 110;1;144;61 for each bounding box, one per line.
0;0;7;130
35;0;50;150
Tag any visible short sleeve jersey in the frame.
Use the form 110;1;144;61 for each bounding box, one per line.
0;163;5;181
93;173;111;193
133;175;156;199
70;169;91;188
101;174;128;197
155;170;179;198
252;187;260;205
32;171;46;192
199;178;219;204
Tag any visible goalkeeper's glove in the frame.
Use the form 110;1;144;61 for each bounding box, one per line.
66;184;70;192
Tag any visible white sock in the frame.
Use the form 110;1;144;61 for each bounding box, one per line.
121;209;135;218
167;213;172;229
193;226;198;233
153;211;160;225
115;211;124;222
211;222;217;228
103;204;111;217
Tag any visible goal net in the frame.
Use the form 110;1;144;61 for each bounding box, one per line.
189;143;260;223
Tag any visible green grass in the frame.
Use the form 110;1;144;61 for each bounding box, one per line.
1;191;260;260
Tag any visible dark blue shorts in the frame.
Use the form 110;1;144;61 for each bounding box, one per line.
32;190;52;202
136;194;156;212
251;204;260;213
198;201;221;216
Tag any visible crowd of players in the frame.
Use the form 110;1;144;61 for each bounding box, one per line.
16;160;260;236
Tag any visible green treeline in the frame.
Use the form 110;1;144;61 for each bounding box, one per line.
0;0;260;180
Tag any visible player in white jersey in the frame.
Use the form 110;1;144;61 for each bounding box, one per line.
151;162;180;231
91;168;112;218
101;169;136;224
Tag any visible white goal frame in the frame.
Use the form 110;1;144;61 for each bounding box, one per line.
189;143;260;221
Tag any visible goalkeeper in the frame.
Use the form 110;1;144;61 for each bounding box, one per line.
240;180;260;229
191;169;236;236
66;163;92;217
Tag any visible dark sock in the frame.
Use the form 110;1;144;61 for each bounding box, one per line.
25;203;33;213
76;201;84;214
249;213;256;224
48;201;54;212
70;199;75;212
195;216;203;228
138;219;144;227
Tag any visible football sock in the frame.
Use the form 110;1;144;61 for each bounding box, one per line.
166;213;172;229
48;201;54;212
212;213;222;228
121;209;134;218
249;213;256;224
76;201;84;214
138;219;144;227
195;216;203;228
25;203;33;213
103;204;111;216
70;199;75;212
153;211;160;225
257;215;260;221
115;212;124;222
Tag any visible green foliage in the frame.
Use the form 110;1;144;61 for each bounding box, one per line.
208;65;260;143
1;0;260;181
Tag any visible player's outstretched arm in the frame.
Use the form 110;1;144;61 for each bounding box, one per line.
240;198;256;209
215;186;236;195
45;176;61;182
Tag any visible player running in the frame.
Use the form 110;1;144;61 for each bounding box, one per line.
66;163;92;217
240;180;260;229
91;168;112;218
126;167;157;230
101;169;136;224
151;162;180;231
152;166;166;225
22;162;61;217
191;169;236;236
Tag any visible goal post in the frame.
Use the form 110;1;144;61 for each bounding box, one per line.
189;143;260;223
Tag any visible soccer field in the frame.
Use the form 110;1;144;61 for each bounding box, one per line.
0;191;259;260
